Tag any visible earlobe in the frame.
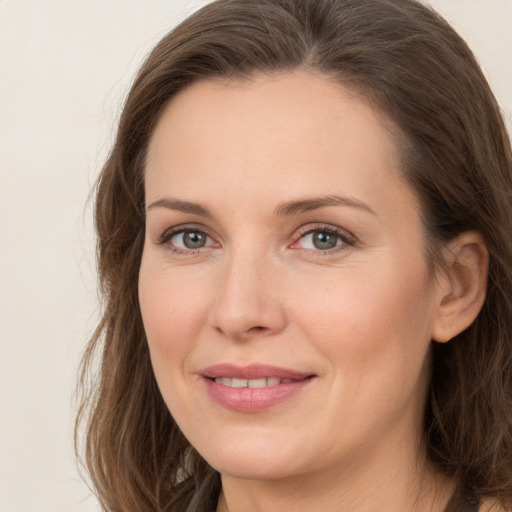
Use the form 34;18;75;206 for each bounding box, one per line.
431;232;489;343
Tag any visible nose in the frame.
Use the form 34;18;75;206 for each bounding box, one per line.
209;250;287;341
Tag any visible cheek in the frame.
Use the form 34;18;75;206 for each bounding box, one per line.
138;257;212;378
138;263;210;429
288;261;435;384
308;269;434;442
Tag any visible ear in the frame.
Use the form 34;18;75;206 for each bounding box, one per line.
431;231;489;343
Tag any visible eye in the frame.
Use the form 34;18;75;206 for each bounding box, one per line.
292;225;355;252
158;226;217;253
172;230;210;249
300;231;340;250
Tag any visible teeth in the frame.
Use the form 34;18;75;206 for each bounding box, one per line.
248;378;267;388
214;377;285;388
232;378;248;388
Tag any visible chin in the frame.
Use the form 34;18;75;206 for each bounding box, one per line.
209;456;300;481
195;432;308;481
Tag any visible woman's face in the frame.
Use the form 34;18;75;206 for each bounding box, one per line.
139;71;444;481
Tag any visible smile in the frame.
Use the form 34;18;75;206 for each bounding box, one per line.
201;364;315;412
214;377;298;388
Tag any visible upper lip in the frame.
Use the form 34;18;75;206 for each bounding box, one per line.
200;363;314;380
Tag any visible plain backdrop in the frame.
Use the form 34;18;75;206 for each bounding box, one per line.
0;1;510;511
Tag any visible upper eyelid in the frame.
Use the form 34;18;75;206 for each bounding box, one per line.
160;223;211;236
294;223;356;241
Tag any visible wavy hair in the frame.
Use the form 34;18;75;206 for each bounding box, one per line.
76;0;512;510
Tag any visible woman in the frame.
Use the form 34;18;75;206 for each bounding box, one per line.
76;0;512;510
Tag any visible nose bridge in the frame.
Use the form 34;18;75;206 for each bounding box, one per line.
210;244;286;340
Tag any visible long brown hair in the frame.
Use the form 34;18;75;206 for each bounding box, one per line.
76;0;512;510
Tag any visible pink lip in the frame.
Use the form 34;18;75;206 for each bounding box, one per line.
200;364;315;413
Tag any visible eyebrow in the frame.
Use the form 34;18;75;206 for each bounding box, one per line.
146;194;376;218
274;195;377;217
146;197;213;217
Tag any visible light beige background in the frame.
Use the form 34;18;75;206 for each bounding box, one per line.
0;1;510;511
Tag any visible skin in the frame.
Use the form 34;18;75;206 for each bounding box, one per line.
139;71;483;511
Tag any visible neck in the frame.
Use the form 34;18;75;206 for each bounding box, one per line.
216;436;455;512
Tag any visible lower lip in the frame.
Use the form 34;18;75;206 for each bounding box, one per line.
203;377;314;412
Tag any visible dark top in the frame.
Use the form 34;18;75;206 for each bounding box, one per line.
458;503;480;512
184;471;221;512
445;488;480;512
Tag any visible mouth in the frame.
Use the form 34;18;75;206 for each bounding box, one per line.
212;376;304;388
200;364;316;412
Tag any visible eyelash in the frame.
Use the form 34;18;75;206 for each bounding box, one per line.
157;223;216;255
291;224;356;255
157;223;356;256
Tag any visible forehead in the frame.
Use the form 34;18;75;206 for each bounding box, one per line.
145;71;413;219
148;71;398;162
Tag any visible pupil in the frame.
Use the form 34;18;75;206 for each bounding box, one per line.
184;231;206;249
313;231;337;250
